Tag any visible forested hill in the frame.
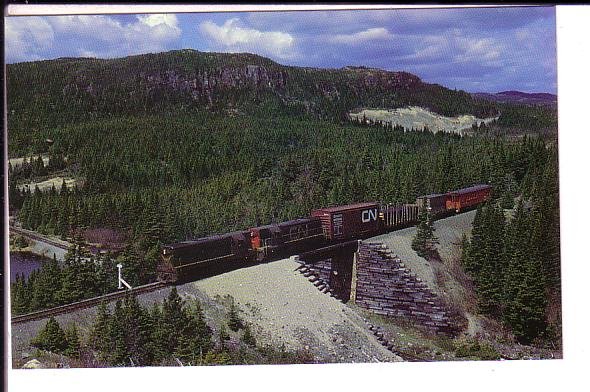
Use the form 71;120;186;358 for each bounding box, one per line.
7;49;497;135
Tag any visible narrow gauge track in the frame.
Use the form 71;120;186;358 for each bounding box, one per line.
11;282;168;325
10;225;70;251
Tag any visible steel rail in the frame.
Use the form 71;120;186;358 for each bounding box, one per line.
11;282;168;325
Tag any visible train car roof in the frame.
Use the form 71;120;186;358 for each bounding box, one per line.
313;202;378;214
164;230;249;250
417;193;446;199
451;184;492;194
251;217;319;231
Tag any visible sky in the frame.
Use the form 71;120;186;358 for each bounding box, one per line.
4;6;557;94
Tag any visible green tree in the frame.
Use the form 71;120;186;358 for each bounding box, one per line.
242;324;256;347
108;300;130;366
411;203;438;258
31;317;68;353
64;323;81;358
90;301;112;362
227;301;244;332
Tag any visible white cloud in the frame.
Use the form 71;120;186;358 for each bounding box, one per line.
5;17;55;62
199;18;296;60
329;27;393;45
454;36;503;66
137;14;179;29
5;14;181;63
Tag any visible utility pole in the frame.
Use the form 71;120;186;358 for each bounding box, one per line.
117;263;132;290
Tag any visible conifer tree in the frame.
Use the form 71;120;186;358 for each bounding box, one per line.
64;323;81;358
123;294;153;365
108;300;129;366
90;301;112;362
148;302;168;364
11;273;29;315
412;203;438;258
159;288;188;357
31;317;68;353
242;324;256;347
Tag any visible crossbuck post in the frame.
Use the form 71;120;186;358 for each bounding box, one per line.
117;263;132;290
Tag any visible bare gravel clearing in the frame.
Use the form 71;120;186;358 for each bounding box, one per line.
350;107;498;135
17;176;79;193
186;258;400;363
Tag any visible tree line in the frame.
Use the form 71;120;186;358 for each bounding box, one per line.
461;145;560;345
29;289;314;367
11;237;157;316
10;112;551;247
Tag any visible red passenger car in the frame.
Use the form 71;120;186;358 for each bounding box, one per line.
312;202;380;241
446;184;492;212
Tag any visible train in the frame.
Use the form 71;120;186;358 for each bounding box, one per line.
157;184;492;283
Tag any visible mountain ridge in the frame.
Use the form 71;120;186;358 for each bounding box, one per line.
472;90;556;106
7;49;498;127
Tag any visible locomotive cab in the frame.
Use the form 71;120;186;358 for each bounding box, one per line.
249;225;282;261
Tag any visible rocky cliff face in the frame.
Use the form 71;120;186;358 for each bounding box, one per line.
7;49;496;120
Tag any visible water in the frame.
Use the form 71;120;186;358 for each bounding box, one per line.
9;252;48;283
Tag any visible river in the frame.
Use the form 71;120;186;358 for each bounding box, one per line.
9;252;48;283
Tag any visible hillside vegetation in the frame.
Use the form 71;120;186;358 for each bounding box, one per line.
8;50;560;353
6;49;505;156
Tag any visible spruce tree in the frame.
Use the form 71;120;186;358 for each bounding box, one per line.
242;324;256;347
160;288;188;357
412;203;438;258
181;300;213;361
90;301;112;362
64;324;81;358
123;294;153;365
108;300;129;366
31;317;68;353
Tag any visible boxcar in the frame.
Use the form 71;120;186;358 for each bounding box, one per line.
312;202;380;241
446;184;492;212
159;230;251;282
416;193;448;215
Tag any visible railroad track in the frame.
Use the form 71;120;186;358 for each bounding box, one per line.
10;225;71;251
11;282;168;324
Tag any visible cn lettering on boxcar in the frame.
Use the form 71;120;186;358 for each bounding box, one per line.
362;208;378;223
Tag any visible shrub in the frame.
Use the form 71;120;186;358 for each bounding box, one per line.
455;339;500;360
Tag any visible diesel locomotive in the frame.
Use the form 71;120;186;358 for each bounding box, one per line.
158;184;492;283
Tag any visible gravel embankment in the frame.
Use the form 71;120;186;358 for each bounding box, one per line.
368;210;476;294
11;258;400;366
185;258;400;363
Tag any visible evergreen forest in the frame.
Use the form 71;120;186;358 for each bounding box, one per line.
8;50;560;351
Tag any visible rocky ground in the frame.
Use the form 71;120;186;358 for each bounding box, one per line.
17;175;79;193
349;106;498;135
11;259;399;368
184;257;400;363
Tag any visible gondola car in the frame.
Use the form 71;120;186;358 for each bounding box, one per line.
379;203;419;229
158;230;251;283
